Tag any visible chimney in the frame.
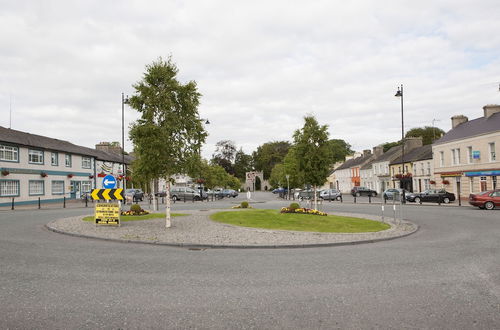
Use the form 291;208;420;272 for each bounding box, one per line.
363;149;371;157
372;146;384;157
483;104;500;119
404;136;423;152
451;115;468;129
96;142;122;155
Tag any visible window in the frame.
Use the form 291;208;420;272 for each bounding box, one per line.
65;154;72;167
81;181;92;193
0;144;19;162
424;179;430;190
28;149;44;164
451;148;460;165
0;180;19;196
439;151;444;167
82;157;91;169
426;162;431;175
467;146;473;163
29;180;44;195
51;152;58;166
489;143;496;161
51;181;64;195
480;176;487;191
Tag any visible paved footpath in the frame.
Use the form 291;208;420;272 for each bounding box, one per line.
47;209;418;248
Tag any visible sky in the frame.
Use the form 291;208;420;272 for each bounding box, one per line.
1;0;500;160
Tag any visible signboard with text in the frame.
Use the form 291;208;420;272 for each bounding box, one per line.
95;203;120;226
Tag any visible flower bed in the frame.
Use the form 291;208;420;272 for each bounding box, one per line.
280;207;327;216
121;209;150;216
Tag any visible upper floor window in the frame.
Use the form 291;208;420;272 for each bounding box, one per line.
467;146;473;164
0;144;19;162
65;154;72;167
51;152;58;166
82;157;92;169
426;162;431;175
489;142;496;161
451;148;460;165
439;151;444;167
28;150;44;164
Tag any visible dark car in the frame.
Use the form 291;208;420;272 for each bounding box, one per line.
468;190;500;210
383;188;409;201
351;186;377;197
155;191;167;197
125;189;144;202
319;189;342;201
406;189;455;204
272;187;287;194
298;189;321;200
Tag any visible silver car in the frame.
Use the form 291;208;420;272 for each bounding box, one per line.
170;187;202;201
320;189;342;201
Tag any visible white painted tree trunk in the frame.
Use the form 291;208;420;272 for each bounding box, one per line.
165;180;171;228
151;180;158;211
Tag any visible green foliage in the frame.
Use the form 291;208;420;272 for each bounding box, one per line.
328;139;353;163
128;56;207;182
252;141;291;180
269;163;286;189
211;140;237;175
233;148;253;181
240;201;249;208
293;116;333;187
289;202;300;210
130;204;142;213
382;141;401;152
405;126;445;145
199;160;241;190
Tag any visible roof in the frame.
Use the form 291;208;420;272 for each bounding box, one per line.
335;153;372;171
0;126;133;164
371;145;401;163
389;145;432;165
434;112;500;145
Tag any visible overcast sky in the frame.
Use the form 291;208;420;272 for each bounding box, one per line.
1;1;500;159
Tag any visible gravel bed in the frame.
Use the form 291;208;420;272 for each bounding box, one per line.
46;209;418;248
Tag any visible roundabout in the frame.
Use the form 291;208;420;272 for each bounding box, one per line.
46;209;418;248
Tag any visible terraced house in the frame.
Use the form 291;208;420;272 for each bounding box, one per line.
432;105;500;199
0;126;132;207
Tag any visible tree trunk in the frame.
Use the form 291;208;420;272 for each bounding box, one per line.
313;185;318;210
165;180;171;228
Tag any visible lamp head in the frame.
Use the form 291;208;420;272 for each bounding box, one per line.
395;87;402;97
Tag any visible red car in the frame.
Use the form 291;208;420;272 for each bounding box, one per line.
468;190;500;210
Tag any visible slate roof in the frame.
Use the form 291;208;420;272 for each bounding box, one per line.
0;126;132;164
371;145;401;163
389;145;432;165
434;111;500;145
335;153;372;171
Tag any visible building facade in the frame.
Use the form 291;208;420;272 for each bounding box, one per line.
432;105;500;199
0;127;132;207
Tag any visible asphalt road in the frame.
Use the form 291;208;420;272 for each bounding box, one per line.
1;192;499;329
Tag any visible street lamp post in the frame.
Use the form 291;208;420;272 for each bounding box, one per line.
286;174;290;200
121;93;129;190
395;84;405;206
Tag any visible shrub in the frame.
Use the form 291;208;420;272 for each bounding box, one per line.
289;202;300;210
240;201;249;208
130;204;142;213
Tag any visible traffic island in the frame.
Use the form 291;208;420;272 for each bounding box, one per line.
46;209;418;249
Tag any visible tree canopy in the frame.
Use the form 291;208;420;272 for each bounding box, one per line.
252;141;291;180
405;126;445;145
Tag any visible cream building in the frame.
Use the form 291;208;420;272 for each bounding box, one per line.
432;105;500;200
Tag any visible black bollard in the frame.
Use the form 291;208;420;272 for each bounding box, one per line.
38;197;41;209
354;196;356;203
63;197;66;208
369;195;371;203
11;197;14;210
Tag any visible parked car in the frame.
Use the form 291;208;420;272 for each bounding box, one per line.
383;188;409;201
221;189;238;198
155;191;167;197
272;187;287;194
170;186;202;201
319;189;342;201
125;189;144;202
298;189;321;200
406;189;455;204
351;186;377;197
468;190;500;210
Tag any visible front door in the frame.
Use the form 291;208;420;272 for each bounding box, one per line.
70;181;81;199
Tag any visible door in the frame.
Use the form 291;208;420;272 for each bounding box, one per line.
70;181;81;199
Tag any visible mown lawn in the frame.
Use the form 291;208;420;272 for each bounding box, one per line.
82;213;187;222
210;209;389;233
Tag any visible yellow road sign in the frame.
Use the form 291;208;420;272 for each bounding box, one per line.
91;188;124;200
95;202;121;226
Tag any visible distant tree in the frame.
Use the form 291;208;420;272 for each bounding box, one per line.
406;126;445;145
211;140;237;175
328;139;353;163
128;56;207;228
269;163;286;189
293;116;333;210
282;146;304;189
381;141;401;152
233;148;253;181
252;141;291;180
